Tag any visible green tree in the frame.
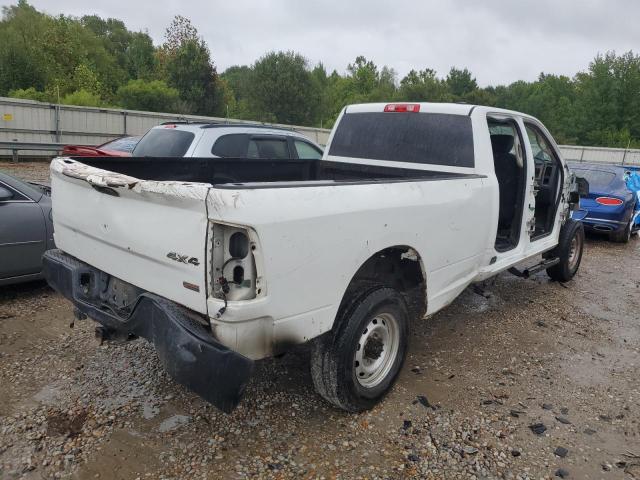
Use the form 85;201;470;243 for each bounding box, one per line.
573;51;640;147
165;38;220;115
446;67;478;98
116;79;179;112
0;1;50;94
249;51;320;125
398;69;449;102
126;32;157;80
221;65;256;119
163;16;220;115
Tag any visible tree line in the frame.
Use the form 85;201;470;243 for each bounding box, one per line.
1;1;639;148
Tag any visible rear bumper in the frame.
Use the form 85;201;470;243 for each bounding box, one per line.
582;216;626;233
42;249;254;413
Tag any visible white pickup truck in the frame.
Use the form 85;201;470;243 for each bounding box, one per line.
43;102;587;413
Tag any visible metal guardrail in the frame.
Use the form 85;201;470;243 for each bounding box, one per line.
0;141;66;162
0;96;332;149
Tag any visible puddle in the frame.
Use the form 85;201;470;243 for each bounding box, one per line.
142;401;160;420
33;383;66;405
158;414;191;432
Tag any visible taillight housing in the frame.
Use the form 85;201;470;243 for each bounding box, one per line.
595;197;623;206
384;103;420;113
210;222;263;301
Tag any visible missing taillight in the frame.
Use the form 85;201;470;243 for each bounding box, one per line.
210;223;258;302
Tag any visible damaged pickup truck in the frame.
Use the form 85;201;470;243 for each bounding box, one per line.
43;103;587;413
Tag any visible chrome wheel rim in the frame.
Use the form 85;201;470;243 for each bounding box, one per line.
568;233;582;270
354;312;400;388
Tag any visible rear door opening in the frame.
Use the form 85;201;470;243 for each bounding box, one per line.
487;117;527;252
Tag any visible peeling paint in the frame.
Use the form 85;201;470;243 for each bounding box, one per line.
131;181;210;201
52;158;210;200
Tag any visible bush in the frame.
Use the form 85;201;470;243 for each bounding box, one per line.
116;79;179;112
60;89;103;107
8;87;52;102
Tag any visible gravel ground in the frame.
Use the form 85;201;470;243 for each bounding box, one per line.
0;160;52;183
1;161;640;479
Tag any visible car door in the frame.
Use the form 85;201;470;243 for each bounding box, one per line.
0;181;47;279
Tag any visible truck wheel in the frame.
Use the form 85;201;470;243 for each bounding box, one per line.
311;286;409;412
611;220;631;243
546;219;585;282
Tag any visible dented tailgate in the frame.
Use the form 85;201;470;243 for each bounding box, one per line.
50;158;211;314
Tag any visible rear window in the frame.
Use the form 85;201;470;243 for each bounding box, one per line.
294;140;323;159
572;168;616;189
329;112;475;167
132;129;195;157
100;136;140;153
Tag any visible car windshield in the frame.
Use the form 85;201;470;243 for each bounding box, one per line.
100;136;140;153
572;168;616;190
132;129;195;157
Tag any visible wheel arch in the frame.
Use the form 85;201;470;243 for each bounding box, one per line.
334;245;428;329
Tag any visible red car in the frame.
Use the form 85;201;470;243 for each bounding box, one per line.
62;136;141;157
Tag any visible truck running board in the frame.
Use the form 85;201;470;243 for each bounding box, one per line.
508;258;560;279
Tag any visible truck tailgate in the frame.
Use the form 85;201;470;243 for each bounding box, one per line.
50;158;211;314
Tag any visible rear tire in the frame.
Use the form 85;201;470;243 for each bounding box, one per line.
310;286;409;412
611;220;631;243
546;219;585;282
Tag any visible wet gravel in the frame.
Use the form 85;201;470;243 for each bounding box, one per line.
1;161;640;479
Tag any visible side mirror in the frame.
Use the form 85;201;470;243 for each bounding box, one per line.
0;186;14;202
575;177;589;197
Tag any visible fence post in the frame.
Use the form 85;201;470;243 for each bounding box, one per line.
12;148;18;163
123;111;127;135
54;104;61;142
579;148;585;163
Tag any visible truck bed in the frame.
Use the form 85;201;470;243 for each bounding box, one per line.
68;157;481;188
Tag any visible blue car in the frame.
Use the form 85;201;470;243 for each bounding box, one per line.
569;162;639;243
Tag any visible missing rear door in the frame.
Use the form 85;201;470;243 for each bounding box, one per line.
488;118;527;252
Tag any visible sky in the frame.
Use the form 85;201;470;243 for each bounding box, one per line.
17;0;640;87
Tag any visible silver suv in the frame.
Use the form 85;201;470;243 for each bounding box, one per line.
132;123;324;159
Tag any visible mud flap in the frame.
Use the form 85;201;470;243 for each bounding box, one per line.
43;249;254;413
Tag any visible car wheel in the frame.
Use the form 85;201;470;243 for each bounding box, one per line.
611;220;632;243
311;286;409;412
546;219;585;282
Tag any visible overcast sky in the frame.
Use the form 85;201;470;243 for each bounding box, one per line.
18;0;640;86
